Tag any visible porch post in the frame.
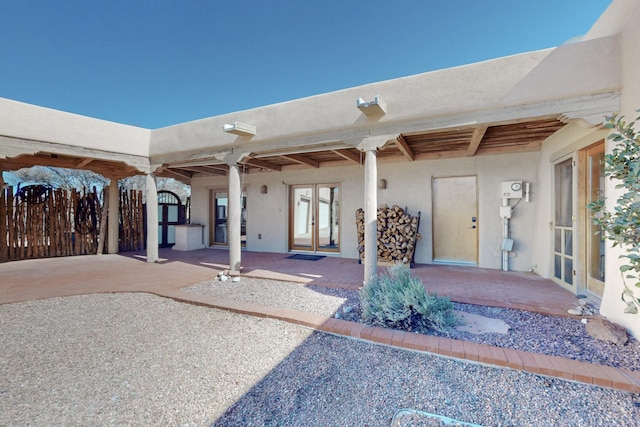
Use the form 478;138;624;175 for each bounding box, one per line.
216;151;250;274
107;179;120;254
227;163;242;274
146;172;159;263
364;148;378;284
353;135;393;285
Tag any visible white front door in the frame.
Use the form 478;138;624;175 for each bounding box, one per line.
432;176;478;265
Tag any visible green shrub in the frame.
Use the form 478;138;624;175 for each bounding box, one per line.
359;263;458;333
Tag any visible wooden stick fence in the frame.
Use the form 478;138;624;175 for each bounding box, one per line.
119;189;145;252
1;185;147;262
1;185;101;262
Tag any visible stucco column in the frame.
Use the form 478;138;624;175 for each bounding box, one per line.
146;173;159;263
364;149;378;284
228;163;242;274
349;135;394;285
107;180;120;254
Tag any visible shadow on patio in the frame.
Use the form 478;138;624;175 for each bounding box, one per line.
126;247;579;317
0;247;579;316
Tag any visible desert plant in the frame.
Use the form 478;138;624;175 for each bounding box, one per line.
588;111;640;314
359;263;458;332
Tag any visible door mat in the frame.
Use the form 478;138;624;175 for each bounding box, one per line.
286;254;326;261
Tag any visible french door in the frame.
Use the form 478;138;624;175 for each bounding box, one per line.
209;190;246;247
289;184;340;253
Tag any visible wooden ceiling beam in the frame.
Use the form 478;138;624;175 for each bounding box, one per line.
199;165;227;175
467;125;488;157
75;158;94;168
281;154;319;168
331;149;361;164
395;135;415;161
164;168;193;180
242;158;282;171
175;166;224;176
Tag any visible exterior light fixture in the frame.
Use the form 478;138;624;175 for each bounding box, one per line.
378;179;387;190
260;185;268;194
223;122;256;136
357;95;387;116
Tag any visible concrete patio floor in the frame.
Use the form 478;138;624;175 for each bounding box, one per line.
0;247;580;316
1;248;639;393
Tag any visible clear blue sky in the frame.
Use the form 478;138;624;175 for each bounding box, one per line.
1;0;612;129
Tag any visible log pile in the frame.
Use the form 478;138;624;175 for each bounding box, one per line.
356;204;421;266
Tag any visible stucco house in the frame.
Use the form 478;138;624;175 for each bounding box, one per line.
1;0;639;335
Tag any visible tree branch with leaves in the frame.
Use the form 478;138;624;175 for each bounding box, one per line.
588;111;640;314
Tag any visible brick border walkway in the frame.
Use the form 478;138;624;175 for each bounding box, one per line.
161;288;640;394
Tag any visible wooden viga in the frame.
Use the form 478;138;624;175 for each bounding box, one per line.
356;204;421;267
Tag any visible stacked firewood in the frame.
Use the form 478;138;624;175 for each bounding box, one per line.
356;204;421;265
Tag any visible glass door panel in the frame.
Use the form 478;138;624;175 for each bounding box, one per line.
210;191;247;247
212;192;228;245
586;142;605;297
553;158;575;287
317;185;340;251
291;186;313;250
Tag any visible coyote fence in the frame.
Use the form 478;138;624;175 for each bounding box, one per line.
0;186;145;262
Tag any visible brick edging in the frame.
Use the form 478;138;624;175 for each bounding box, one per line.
161;290;640;393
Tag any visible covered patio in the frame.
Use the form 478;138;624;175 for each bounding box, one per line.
0;248;580;316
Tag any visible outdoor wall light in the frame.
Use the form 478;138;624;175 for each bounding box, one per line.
260;185;268;194
357;95;387;116
378;179;387;190
223;121;256;136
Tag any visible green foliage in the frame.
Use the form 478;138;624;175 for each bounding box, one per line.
588;111;640;314
359;263;459;332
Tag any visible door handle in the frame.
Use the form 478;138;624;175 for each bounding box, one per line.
469;225;476;229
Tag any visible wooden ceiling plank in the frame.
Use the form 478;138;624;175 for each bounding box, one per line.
243;158;282;171
395;135;415;161
467;125;488;157
164;168;193;180
332;149;361;164
282;154;319;168
199;165;228;175
175;166;224;176
75;158;94;168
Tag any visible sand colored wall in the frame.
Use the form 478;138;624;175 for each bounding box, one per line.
596;0;640;337
0;97;150;157
190;151;540;270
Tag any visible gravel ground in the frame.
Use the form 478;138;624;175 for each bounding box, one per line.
184;277;640;370
214;332;640;426
0;278;640;427
1;292;640;426
0;293;312;426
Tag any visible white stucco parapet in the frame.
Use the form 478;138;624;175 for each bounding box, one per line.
0;97;150;158
149;35;621;162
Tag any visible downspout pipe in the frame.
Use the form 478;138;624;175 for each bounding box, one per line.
502;198;510;271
